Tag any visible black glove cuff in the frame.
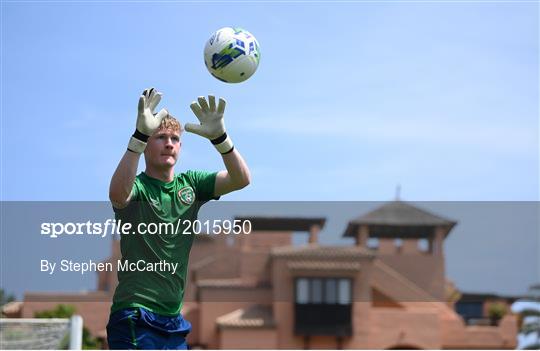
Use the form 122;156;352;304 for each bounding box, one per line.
132;129;149;143
221;146;235;155
211;133;234;154
211;133;228;145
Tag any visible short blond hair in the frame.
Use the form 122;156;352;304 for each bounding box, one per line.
158;114;183;134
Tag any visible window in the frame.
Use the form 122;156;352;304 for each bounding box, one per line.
338;279;351;304
296;278;309;304
418;238;429;252
367;238;379;250
226;236;235;247
325;279;337;304
455;301;484;323
294;277;354;336
295;278;352;305
312;279;323;303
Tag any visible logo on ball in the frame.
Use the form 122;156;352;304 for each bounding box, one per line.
204;27;261;83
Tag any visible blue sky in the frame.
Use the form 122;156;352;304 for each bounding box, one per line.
1;2;539;297
1;1;538;201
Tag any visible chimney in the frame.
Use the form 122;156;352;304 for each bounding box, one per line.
308;224;321;245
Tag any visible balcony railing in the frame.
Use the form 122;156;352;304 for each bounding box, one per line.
294;304;352;336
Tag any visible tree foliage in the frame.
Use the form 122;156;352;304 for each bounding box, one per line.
34;304;102;349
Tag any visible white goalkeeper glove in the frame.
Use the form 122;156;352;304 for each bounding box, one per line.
185;95;234;154
127;87;169;154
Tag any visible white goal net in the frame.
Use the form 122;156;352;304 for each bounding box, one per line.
0;316;83;350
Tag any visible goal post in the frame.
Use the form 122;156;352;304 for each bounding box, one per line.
0;315;83;350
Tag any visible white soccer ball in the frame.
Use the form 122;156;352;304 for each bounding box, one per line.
204;27;260;83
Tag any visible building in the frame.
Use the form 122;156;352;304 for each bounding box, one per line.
10;201;518;349
511;284;540;349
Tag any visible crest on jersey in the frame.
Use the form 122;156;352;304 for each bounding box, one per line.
178;187;195;205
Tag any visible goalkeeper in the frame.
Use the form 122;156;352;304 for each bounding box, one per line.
106;88;250;349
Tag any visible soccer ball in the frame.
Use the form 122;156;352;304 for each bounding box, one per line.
204;27;260;83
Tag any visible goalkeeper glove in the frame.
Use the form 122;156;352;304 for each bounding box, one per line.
185;95;234;154
127;88;169;154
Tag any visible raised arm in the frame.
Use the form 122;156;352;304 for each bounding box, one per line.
109;151;140;208
109;88;168;207
215;148;251;197
185;95;251;196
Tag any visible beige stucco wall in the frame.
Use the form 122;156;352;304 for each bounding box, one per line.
219;328;278;349
378;254;446;300
367;308;441;349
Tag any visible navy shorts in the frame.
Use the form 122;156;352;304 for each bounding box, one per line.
107;308;192;350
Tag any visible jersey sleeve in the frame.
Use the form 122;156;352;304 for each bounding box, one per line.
185;170;219;202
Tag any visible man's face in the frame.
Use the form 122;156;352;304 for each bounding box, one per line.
144;128;181;169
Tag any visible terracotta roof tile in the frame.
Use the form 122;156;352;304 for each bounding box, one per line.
351;201;455;226
216;305;275;328
197;278;258;288
343;201;457;238
1;301;23;315
271;245;373;259
287;260;362;271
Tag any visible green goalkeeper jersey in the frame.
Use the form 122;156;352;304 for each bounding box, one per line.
111;170;218;316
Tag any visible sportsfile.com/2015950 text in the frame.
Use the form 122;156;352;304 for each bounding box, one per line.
40;219;252;238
